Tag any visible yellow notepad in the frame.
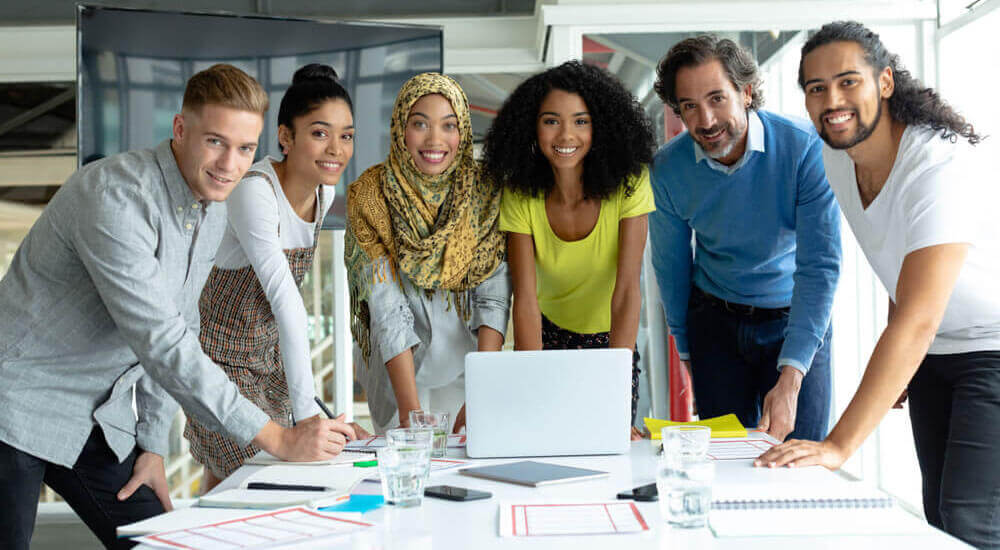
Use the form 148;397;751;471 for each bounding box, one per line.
644;413;747;439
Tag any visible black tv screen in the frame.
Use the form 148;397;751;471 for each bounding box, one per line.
77;5;442;228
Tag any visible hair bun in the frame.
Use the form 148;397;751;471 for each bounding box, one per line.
292;63;339;85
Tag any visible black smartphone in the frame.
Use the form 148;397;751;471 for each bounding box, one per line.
616;482;658;502
425;485;492;502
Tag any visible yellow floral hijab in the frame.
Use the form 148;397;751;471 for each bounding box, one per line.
345;73;505;360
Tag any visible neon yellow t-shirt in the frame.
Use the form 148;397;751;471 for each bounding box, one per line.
498;166;654;334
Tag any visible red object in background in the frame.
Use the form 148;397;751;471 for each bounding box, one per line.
668;335;694;421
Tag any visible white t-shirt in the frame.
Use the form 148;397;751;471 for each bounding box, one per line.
824;126;1000;355
214;157;335;420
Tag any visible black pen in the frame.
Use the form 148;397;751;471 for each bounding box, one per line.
246;482;328;492
315;397;336;419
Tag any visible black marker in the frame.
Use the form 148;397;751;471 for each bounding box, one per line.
246;482;327;492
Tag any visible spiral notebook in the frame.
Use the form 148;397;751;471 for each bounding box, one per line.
709;483;930;537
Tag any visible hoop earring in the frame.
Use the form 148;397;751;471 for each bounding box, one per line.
530;141;538;155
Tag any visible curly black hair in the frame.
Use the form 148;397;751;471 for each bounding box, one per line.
483;60;655;200
800;21;982;145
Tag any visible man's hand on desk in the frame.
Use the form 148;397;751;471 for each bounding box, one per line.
754;438;848;471
118;451;173;511
757;366;803;441
254;416;357;461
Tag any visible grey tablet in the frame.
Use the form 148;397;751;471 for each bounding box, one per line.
459;461;609;487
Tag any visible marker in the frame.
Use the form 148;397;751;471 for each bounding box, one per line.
353;460;378;468
247;482;327;492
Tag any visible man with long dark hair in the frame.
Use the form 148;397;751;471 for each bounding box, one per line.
650;36;841;443
757;21;999;549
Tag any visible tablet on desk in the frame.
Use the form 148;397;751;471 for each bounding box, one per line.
459;461;608;487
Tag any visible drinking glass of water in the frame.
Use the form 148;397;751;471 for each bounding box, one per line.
661;425;711;463
408;410;450;458
656;456;714;528
378;445;432;507
385;427;434;452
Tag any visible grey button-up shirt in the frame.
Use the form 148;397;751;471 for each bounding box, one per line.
0;140;269;468
356;257;511;428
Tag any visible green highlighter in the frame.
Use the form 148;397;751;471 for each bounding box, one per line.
354;459;378;468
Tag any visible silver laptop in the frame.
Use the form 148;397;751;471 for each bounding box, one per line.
464;349;632;458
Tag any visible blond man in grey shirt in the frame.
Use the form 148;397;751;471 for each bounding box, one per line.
0;64;356;550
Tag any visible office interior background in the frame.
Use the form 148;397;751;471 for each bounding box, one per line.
1;0;997;546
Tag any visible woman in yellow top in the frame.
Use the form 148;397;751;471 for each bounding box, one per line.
483;61;656;435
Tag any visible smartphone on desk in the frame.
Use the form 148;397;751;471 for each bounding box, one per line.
617;482;658;502
425;485;492;502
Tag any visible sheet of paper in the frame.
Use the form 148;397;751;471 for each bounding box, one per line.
707;438;776;460
499;501;649;537
345;434;467;451
363;458;467;481
119;508;271;537
245;450;372;466
134;507;371;549
241;465;367;491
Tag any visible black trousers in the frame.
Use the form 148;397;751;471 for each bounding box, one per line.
909;351;1000;550
0;427;165;550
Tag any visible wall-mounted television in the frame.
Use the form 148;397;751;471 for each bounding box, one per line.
77;5;443;228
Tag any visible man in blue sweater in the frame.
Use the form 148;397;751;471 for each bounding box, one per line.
649;36;841;441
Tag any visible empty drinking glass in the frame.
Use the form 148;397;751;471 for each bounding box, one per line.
656;456;715;528
378;445;432;507
408;410;450;458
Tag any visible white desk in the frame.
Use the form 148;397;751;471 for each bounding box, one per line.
138;442;971;549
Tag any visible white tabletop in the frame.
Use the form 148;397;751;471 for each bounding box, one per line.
138;441;971;549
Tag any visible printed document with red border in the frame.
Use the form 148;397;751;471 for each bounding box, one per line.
499;501;649;537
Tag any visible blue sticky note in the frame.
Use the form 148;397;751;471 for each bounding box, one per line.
320;494;385;514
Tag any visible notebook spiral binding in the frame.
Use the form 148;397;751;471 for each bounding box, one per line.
712;497;894;511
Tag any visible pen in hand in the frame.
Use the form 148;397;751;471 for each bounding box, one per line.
315;396;356;441
315;396;336;419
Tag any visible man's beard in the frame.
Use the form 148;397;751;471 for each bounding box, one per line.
820;97;882;150
696;117;745;160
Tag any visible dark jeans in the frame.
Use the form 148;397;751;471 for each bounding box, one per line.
908;351;1000;550
686;287;832;441
0;427;165;550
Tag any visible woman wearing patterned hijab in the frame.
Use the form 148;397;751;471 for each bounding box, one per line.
345;73;510;433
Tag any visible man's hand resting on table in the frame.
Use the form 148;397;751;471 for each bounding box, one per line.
757;367;803;441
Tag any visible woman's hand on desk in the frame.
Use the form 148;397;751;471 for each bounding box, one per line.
753;438;848;471
453;404;467;434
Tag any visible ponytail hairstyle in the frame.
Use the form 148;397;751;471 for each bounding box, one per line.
277;64;353;152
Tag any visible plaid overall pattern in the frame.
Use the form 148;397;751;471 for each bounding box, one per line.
184;178;323;479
